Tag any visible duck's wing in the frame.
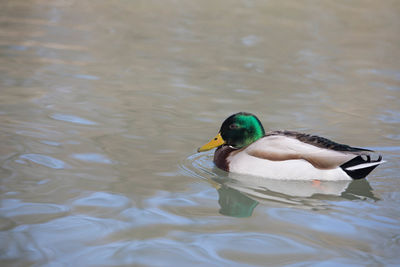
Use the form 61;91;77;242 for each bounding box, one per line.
244;131;371;169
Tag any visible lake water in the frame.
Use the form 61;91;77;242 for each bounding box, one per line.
1;0;400;266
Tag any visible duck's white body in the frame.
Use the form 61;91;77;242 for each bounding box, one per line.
228;153;351;181
220;133;384;181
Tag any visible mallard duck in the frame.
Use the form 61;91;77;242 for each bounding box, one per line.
198;112;384;180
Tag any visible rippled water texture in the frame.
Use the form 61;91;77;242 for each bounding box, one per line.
1;0;400;266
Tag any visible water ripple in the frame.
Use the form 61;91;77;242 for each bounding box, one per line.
72;192;131;209
179;152;217;180
0;199;70;225
0;215;130;263
50;113;97;125
71;153;112;164
19;153;67;169
74;74;100;80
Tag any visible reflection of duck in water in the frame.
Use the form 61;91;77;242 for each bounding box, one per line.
224;172;352;197
216;184;258;218
212;176;378;218
199;112;384;181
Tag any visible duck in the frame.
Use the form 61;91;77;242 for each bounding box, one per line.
198;112;384;180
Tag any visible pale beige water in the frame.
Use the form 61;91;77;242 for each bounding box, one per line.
1;0;399;266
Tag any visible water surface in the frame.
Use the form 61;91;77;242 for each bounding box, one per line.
1;0;400;266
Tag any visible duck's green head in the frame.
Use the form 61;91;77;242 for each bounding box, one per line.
198;112;265;152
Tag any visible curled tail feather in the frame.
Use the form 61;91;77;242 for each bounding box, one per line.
340;155;384;180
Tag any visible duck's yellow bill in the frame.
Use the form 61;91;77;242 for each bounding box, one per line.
198;133;225;152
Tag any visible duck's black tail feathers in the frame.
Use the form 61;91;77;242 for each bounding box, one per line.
340;155;384;180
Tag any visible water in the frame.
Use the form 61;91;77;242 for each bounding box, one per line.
1;0;399;266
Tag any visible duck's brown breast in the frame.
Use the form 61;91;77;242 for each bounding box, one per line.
213;145;237;172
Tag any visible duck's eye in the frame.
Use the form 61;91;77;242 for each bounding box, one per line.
229;123;239;129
